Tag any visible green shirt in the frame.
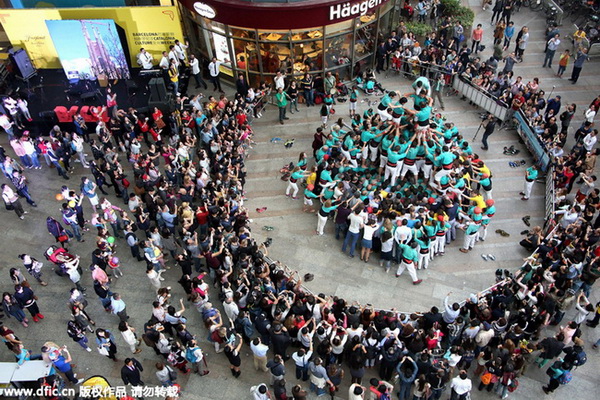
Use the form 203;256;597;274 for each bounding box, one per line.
276;92;288;107
398;244;419;263
526;167;538;180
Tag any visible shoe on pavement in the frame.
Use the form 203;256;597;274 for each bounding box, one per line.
459;248;469;253
488;254;496;261
413;279;423;285
481;254;488;261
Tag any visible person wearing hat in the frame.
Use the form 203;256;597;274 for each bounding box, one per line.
470;173;493;201
303;184;320;213
479;199;495;242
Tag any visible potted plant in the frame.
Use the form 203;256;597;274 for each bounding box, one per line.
405;22;434;43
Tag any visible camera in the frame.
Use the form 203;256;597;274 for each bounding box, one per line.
262;237;273;248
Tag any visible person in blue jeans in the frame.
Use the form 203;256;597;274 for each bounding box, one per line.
397;355;418;400
334;203;351;240
46;143;69;180
342;208;364;258
11;170;37;206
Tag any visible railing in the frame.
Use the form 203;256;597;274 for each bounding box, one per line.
452;77;509;122
545;165;556;223
514;110;552;172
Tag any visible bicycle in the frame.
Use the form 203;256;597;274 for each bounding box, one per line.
530;0;543;11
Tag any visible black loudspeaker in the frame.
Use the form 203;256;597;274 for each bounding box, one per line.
9;49;36;80
149;78;167;102
148;93;175;113
81;90;102;103
38;110;58;123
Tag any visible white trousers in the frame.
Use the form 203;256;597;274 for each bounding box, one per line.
316;214;328;235
418;252;430;269
384;164;400;184
286;181;299;197
435;236;446;254
400;163;418;179
396;261;419;281
463;232;477;250
524;180;534;199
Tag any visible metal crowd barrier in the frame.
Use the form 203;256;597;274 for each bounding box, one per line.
545;165;556;222
514;110;552;172
452;77;509;121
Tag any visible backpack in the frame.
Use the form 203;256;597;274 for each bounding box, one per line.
507;378;519;392
558;371;572;385
379;393;392;400
572;350;587;367
185;346;199;363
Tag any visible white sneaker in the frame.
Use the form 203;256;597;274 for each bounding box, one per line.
86;347;92;352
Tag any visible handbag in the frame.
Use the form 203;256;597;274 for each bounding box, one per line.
480;372;493;385
167;366;178;382
98;346;109;356
155;119;166;129
4;200;14;210
57;234;69;243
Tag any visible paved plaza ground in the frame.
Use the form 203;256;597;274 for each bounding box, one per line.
1;3;599;400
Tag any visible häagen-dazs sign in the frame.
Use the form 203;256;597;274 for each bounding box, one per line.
329;0;390;21
194;2;217;19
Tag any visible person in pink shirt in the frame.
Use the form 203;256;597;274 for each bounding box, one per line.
471;24;484;54
91;264;109;285
9;138;30;168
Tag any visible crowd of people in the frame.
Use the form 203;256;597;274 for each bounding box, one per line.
0;5;597;400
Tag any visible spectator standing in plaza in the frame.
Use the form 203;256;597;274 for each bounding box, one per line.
471;24;484;54
111;293;129;322
208;57;224;92
121;357;144;387
491;0;504;24
48;345;84;385
515;26;529;62
13;284;43;322
96;328;118;361
276;88;291;125
450;370;472;400
2;184;26;219
543;34;561;68
569;48;590;84
189;54;207;89
481;114;497;151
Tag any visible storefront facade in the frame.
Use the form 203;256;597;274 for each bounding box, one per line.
178;0;399;87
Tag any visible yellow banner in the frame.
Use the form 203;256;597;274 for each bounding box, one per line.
0;6;184;69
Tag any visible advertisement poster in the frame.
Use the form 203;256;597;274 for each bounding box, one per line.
211;30;234;77
46;19;130;80
0;6;184;69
